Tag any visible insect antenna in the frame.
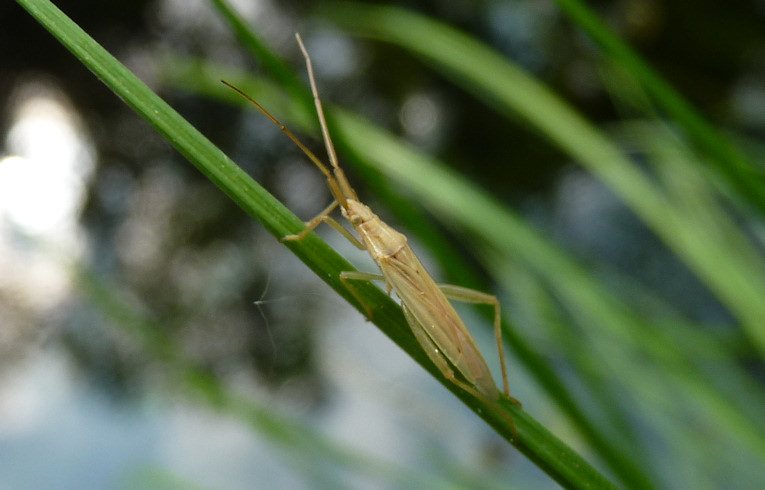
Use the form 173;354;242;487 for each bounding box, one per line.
295;32;358;205
220;79;349;207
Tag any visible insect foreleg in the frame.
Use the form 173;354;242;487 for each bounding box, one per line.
282;201;370;251
437;284;517;404
282;200;339;242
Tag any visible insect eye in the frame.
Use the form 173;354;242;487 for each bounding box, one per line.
350;215;362;225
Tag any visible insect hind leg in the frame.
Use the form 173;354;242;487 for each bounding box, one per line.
437;284;518;405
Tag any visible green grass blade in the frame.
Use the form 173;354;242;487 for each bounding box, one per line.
164;55;620;489
16;0;619;487
164;55;649;487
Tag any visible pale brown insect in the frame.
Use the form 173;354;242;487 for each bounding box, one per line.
223;33;521;433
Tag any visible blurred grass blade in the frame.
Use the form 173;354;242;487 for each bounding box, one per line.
207;0;306;102
551;0;765;215
322;1;765;359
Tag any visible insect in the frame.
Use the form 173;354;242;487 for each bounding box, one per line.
223;33;521;434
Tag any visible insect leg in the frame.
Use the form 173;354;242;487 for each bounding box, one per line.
437;284;518;405
282;200;340;242
339;271;387;318
324;217;365;249
282;200;369;250
340;271;386;282
347;276;520;439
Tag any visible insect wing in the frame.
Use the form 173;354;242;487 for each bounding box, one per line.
380;244;499;398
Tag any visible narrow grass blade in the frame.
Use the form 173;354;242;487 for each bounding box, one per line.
16;0;620;487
